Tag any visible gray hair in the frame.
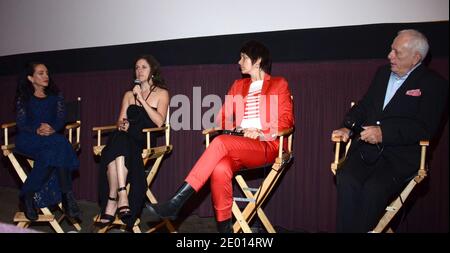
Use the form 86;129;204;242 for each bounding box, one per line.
398;29;429;61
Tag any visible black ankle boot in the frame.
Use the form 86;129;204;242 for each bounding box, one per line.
22;193;38;221
217;219;232;233
146;182;195;220
62;191;81;220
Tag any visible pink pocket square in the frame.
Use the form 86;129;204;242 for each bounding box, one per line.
405;89;421;97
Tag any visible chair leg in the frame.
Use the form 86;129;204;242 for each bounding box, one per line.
371;179;417;233
257;208;276;233
145;185;178;232
132;225;142;233
57;203;82;231
42;207;65;233
7;153;80;233
97;225;110;233
232;201;252;233
164;220;177;233
17;221;28;228
144;155;178;233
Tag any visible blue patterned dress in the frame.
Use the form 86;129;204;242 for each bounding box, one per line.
15;93;79;208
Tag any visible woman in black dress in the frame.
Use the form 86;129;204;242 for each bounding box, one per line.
96;55;169;228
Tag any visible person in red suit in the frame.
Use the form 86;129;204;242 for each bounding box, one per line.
146;40;294;233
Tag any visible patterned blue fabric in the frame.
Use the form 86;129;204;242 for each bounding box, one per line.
15;93;79;208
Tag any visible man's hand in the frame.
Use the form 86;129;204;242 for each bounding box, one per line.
360;126;382;144
331;128;351;142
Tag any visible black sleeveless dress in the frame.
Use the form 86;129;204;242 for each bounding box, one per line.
98;104;157;227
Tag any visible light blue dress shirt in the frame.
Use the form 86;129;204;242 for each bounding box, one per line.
383;63;421;109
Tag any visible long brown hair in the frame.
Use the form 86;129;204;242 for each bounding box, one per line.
133;55;168;92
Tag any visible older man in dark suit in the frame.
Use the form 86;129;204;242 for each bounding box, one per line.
332;29;448;233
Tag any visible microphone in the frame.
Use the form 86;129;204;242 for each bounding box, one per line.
344;118;364;139
133;79;141;99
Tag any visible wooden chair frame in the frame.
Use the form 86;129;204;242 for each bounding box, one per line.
203;127;294;233
1;97;82;233
92;109;175;233
331;131;429;233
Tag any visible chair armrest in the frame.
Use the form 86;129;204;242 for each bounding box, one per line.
92;125;117;131
275;128;294;137
330;135;350;175
66;122;81;149
420;140;429;146
142;125;171;149
331;135;345;142
1;122;16;129
65;122;81;130
92;125;116;150
202;128;223;147
2;122;16;147
416;140;430;182
142;126;167;133
202;127;222;135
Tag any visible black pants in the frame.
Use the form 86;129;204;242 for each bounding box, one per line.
336;152;411;233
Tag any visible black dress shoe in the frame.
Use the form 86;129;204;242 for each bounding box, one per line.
62;191;82;220
23;193;38;221
217;219;232;233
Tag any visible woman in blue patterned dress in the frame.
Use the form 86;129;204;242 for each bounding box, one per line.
15;62;81;221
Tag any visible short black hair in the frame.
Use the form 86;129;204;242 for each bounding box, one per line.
240;40;272;74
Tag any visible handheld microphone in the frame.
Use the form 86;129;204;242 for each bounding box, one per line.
133;79;141;98
344;118;364;139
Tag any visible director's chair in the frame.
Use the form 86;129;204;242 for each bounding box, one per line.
203;127;294;233
92;108;176;233
1;97;82;233
331;102;429;233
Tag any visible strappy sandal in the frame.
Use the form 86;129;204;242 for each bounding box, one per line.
117;187;131;219
95;196;117;228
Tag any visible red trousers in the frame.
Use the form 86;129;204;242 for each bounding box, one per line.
185;135;279;221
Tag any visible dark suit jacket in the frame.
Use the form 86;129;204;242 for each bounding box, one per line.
345;64;448;176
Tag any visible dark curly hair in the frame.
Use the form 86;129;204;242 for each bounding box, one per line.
133;55;168;92
15;62;59;104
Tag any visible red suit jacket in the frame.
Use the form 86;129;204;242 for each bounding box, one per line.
217;74;294;141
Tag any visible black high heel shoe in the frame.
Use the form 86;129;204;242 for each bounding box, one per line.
95;196;117;228
117;187;131;220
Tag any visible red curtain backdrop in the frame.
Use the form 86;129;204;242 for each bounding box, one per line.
1;58;447;232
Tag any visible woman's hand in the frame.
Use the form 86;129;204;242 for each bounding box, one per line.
36;123;55;136
118;118;130;132
243;128;262;140
132;85;143;102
